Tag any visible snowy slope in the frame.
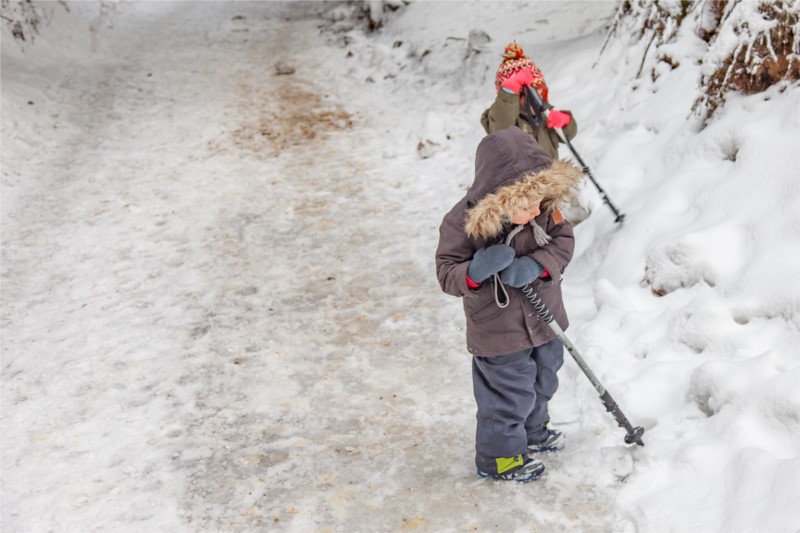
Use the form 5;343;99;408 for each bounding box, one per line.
2;1;799;532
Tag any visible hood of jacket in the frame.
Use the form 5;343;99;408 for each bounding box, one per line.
464;126;583;239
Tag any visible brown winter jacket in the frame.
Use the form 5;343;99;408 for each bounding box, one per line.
480;89;578;161
436;127;583;357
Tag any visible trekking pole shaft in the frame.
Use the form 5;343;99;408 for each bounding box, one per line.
523;86;625;223
560;135;626;223
546;319;605;396
520;284;644;446
547;319;643;445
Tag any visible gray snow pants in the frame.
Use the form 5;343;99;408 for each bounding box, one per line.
472;338;564;475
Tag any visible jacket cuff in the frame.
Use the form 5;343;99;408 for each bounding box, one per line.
497;89;519;104
531;250;561;281
454;261;479;298
562;111;578;140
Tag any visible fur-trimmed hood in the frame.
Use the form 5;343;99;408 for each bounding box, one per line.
464;127;583;239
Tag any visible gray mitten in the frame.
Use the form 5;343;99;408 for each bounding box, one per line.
500;256;544;287
467;244;515;283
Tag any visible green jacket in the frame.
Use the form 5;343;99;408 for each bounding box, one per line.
480;89;578;161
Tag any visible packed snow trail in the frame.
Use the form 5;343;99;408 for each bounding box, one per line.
2;3;631;530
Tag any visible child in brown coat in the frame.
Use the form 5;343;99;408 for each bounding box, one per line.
436;126;583;482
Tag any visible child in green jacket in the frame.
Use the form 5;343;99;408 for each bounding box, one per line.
480;42;578;160
480;43;589;223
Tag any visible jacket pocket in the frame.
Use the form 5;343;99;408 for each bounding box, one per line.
465;286;505;324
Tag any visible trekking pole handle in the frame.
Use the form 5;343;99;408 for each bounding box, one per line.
524;85;549;118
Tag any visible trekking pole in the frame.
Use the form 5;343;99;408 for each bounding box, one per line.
521;283;644;446
523;86;626;224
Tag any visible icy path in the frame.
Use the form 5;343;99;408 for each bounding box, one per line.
2;3;626;531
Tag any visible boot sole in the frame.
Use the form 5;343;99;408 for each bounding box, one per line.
476;465;545;483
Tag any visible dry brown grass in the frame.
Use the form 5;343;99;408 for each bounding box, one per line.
698;1;800;118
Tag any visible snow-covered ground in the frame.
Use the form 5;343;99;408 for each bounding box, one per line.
2;1;799;531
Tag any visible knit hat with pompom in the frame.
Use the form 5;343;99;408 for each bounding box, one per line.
494;42;549;102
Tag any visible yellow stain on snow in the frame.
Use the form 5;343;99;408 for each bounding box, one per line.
401;516;425;529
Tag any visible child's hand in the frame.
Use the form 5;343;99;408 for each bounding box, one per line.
467;244;516;283
546;110;571;129
500;69;536;94
500;256;544;287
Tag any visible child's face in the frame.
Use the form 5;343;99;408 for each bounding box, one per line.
511;202;542;225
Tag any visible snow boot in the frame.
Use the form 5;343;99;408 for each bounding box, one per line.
528;427;565;454
477;455;545;483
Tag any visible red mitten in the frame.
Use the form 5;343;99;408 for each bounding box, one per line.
501;69;536;94
546;109;571;129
